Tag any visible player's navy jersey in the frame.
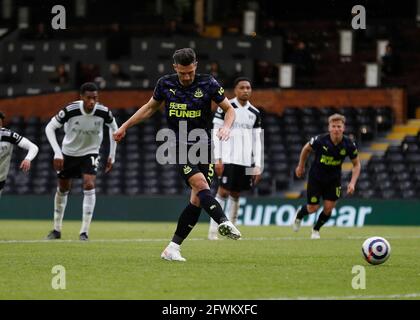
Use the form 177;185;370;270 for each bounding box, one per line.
308;133;358;181
0;128;23;181
153;73;225;145
53;101;115;157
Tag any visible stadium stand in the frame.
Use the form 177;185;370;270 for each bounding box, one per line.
2;105;397;197
1;0;419;199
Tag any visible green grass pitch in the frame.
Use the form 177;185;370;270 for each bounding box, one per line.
0;220;419;300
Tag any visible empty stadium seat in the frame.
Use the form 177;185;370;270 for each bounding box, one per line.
0;104;406;198
375;107;394;132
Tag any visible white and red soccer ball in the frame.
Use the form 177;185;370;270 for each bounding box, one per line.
362;237;391;265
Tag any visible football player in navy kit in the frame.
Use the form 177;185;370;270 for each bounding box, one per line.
114;48;241;261
0;111;39;197
293;113;361;239
45;82;119;241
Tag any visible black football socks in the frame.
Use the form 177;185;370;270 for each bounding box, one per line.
172;203;202;245
313;211;331;231
197;189;228;224
296;205;310;220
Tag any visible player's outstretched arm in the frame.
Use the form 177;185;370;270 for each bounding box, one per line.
347;156;361;195
17;137;39;172
295;142;313;178
113;97;163;142
216;98;235;141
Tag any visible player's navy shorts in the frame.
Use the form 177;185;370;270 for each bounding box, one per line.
219;164;253;192
306;176;342;204
0;180;5;191
176;144;215;187
58;154;99;179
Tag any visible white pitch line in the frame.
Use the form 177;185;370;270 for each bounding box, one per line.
264;292;420;300
1;234;420;244
0;238;171;244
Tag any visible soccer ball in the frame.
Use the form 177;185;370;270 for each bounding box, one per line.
362;237;391;265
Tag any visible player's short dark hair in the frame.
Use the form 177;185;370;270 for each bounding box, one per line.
173;48;197;66
80;82;98;94
0;111;5;120
233;77;252;88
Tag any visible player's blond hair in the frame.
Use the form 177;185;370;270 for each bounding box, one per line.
328;113;346;124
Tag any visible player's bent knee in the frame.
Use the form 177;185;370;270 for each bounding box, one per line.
83;182;95;190
307;204;320;213
323;202;336;215
188;173;209;191
190;196;201;207
191;180;210;193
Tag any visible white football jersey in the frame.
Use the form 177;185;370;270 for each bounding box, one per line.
52;101;116;157
0;128;23;181
213;97;262;167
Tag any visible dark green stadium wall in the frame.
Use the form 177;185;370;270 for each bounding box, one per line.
1;196;419;226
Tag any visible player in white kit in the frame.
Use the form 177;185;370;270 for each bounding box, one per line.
0;111;39;197
208;77;263;240
45;83;119;240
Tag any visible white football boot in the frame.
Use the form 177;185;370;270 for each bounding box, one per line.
218;221;241;240
311;229;321;239
161;243;186;262
208;218;219;240
293;217;302;232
